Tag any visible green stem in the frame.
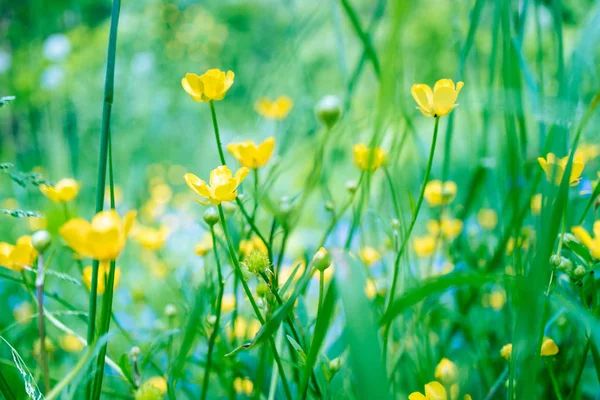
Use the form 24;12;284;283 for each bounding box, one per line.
35;254;50;393
339;0;381;77
546;358;563;400
0;368;15;400
201;226;225;400
209;100;227;166
318;271;324;311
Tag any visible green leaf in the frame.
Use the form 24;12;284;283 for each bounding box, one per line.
117;354;137;387
286;335;306;366
407;191;416;216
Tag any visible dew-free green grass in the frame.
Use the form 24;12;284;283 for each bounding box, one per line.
1;0;600;399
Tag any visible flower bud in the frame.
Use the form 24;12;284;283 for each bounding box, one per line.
315;95;342;128
329;357;341;373
324;201;335;212
562;233;577;245
345;180;358;193
550;254;561;267
31;230;51;253
256;282;269;298
130;346;141;358
164;304;177;317
391;218;401;230
557;257;573;272
573;265;587;278
203;207;219;226
207;314;217;325
312;247;331;272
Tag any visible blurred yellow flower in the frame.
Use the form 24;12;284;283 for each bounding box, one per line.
478;209;498;231
145;376;168;395
133;225;170;251
227;137;275;168
59;334;85;353
195;233;213;256
239;236;268;258
181;69;234;102
353;143;386;171
0;235;38;272
364;279;377;299
414;236;436;258
13;302;33;323
489;289;506;310
358;246;381;267
278;260;306;286
531;194;542;216
184;165;249;205
427;218;463;240
221;293;236;313
538;153;584;186
541;337;559;356
424;180;457;206
233;377;254;396
411;79;464;118
575;143;600;163
255;96;293;119
60;210;136;261
27;216;47;231
33;337;56;358
232;317;261;340
408;381;447;400
500;343;512;360
572;221;600;259
39;178;80;203
82;261;121;295
434;358;458;385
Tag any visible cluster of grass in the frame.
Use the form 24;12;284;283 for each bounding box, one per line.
1;0;600;399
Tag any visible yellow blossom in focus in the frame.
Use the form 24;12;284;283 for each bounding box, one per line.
531;194;542;216
408;381;447;400
572;221;600;259
427;218;463;240
424;180;457;206
0;236;38;271
227;137;275;169
353;143;386;171
575;143;600;163
233;377;254;396
411;79;464;118
13;302;33;323
195;233;213;256
184;165;249;205
541;337;559;356
414;236;436;258
59;334;85;353
358;246;381;267
39;178;80;203
239;236;268;258
181;69;234;102
538;153;584;186
434;358;458;385
146;376;168;395
500;343;512;360
255;96;293;119
132;225;170;251
82;261;121;295
478;209;498;231
221;293;236;313
60;210;136;261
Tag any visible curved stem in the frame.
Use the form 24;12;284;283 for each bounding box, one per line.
209;100;226;166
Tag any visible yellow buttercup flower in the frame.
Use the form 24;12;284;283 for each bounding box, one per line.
59;334;85;353
255;96;293;119
538;153;584;186
364;279;377;299
184;165;249;205
227;137;275;169
145;376;168;395
408;381;447;400
414;236;436;258
0;236;38;272
427;217;463;240
221;293;236;313
531;194;542;216
82;261;121;295
353;143;386;171
541;337;559;356
500;343;512;360
572;221;600;259
434;358;458;385
233;377;254;396
424;180;457;206
411;79;464;118
181;69;234;102
39;178;80;203
132;225;170;251
59;210;136;261
358;246;381;267
231;316;261;340
478;209;498;231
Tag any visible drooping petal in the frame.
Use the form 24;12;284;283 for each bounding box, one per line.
184;173;212;199
257;137;275;166
181;73;204;102
569;156;585;185
411;84;434;115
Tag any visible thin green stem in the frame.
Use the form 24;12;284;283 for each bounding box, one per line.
35;254;50;393
339;0;381;77
209;100;227;166
546;358;563;400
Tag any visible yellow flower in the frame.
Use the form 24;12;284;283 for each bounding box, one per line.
232;317;261;340
0;236;38;272
531;194;542;216
233;377;254;396
60;210;136;261
82;261;121;295
184;165;249;205
278;260;306;286
572;221;600;259
478;209;498;231
500;343;512;360
181;69;234;102
39;178;80;203
427;218;463;240
424;180;457;206
59;334;85;353
195;233;213;256
255;96;293;119
414;236;436;258
365;279;377;299
239;236;268;258
227;137;275;168
358;246;381;267
541;337;559;356
221;293;236;313
13;302;33;323
411;79;464;118
489;289;506;310
132;225;170;251
575;143;600;163
33;337;56;358
409;381;447;400
434;358;458;385
538;153;584;186
145;376;168;395
353;143;386;171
